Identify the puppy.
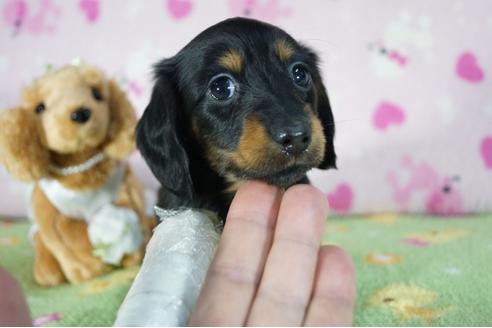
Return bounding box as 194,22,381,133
137,17,336,219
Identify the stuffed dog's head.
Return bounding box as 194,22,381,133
0,64,136,181
22,65,113,153
137,18,336,202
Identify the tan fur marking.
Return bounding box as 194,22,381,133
191,118,200,138
218,50,243,73
275,39,295,62
307,105,327,163
230,116,275,169
224,174,245,194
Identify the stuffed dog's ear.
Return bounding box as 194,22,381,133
104,79,137,159
314,78,337,169
0,107,50,181
136,60,193,202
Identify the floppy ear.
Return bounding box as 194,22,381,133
136,60,194,202
104,79,137,159
0,107,50,181
314,78,337,169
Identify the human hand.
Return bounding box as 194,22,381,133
189,181,356,326
0,267,31,326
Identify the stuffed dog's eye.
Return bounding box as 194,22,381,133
35,102,45,114
91,87,103,101
209,75,236,101
291,63,311,88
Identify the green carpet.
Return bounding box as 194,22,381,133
1,214,491,326
323,214,492,326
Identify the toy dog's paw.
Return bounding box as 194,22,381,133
33,233,66,286
33,258,65,287
78,255,110,275
121,250,144,267
63,260,107,284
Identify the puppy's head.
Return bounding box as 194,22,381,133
137,18,336,201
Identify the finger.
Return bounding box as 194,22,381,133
303,245,356,327
247,184,328,326
0,267,31,326
189,181,281,326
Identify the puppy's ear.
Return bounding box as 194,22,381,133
136,60,194,201
104,79,137,159
0,107,50,181
314,78,337,169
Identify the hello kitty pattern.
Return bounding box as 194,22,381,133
228,0,292,22
456,52,485,83
387,156,464,216
2,0,60,36
373,101,406,131
79,0,99,23
481,137,492,170
0,1,491,216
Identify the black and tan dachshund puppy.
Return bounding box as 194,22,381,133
137,17,336,219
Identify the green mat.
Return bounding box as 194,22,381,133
1,215,491,326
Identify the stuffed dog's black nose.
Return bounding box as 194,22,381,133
71,107,91,123
274,126,311,156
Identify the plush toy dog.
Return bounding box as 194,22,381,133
0,64,151,286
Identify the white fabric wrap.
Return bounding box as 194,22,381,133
32,163,143,265
114,208,221,327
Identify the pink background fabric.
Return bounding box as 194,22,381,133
1,0,491,217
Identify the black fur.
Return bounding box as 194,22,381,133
137,17,336,219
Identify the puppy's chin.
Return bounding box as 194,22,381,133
254,164,312,188
208,138,325,189
228,164,313,189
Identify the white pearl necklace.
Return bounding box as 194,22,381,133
49,153,106,176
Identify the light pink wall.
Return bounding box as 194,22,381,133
1,0,491,217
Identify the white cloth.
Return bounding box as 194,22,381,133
30,163,143,265
114,208,221,326
88,204,142,265
38,163,126,219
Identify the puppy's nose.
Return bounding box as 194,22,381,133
274,126,311,156
71,107,91,123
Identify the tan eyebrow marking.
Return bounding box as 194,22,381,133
217,49,243,73
275,39,295,62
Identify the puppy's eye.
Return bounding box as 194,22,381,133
291,63,311,88
209,75,236,101
35,102,45,114
91,87,103,101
